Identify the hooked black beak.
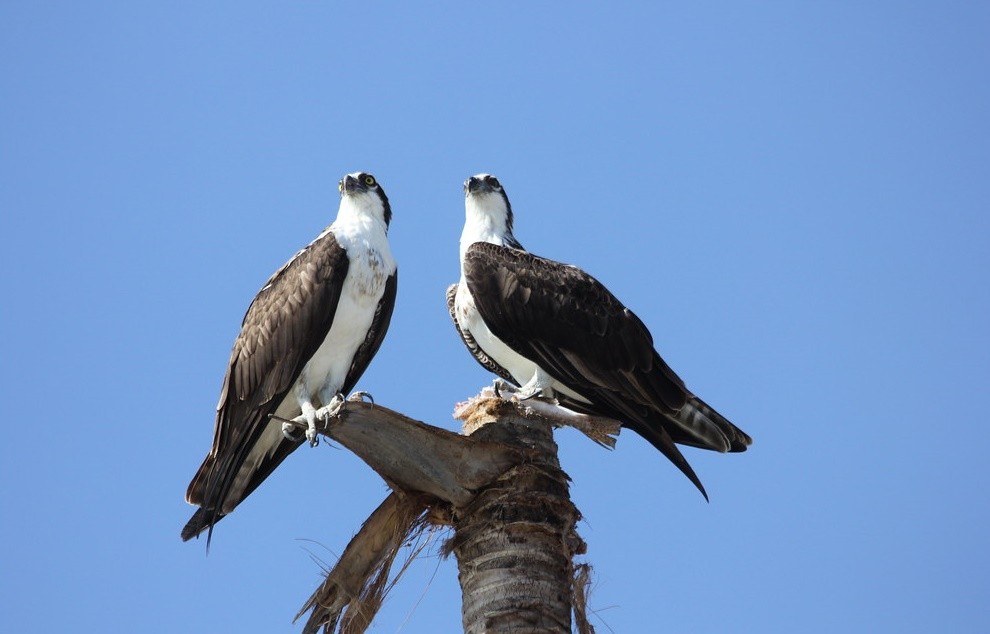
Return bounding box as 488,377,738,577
341,174,366,194
465,175,499,195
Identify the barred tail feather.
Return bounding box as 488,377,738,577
669,395,752,453
181,507,224,542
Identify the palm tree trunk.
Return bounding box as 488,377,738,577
450,402,583,634
295,393,609,633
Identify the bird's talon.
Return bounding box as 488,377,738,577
514,387,544,402
330,392,346,416
315,394,346,423
281,422,303,441
348,390,374,405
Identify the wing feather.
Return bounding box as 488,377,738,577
463,242,750,474
464,243,687,412
184,232,350,540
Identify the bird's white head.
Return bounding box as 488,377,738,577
337,172,392,232
461,174,520,262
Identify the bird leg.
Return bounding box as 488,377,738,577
283,382,326,447
282,382,318,442
514,368,557,402
287,401,321,446
279,418,305,442
306,391,349,446
315,392,346,419
269,391,384,445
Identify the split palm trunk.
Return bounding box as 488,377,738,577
295,393,609,633
449,402,584,634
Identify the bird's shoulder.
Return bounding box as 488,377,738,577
236,231,346,341
216,230,349,409
464,241,632,324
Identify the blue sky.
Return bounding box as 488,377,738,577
2,2,988,632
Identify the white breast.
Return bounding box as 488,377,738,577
278,215,395,416
455,280,539,385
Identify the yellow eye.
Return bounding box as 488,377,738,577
338,180,344,193
364,175,376,186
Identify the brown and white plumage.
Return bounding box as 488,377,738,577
449,174,750,499
183,172,397,542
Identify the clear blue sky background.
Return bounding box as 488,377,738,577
2,2,988,632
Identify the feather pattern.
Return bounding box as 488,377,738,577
184,233,349,539
446,283,516,384
461,242,751,499
183,172,397,542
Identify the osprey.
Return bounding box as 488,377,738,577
183,172,397,542
448,174,750,499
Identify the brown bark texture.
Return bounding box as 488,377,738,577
292,393,609,634
447,399,584,634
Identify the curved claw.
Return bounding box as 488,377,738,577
305,427,320,448
281,422,304,442
310,393,346,437
347,390,375,405
514,387,545,402
513,370,556,403
326,392,346,417
513,385,559,404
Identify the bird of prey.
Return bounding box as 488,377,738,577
448,174,750,499
183,172,397,542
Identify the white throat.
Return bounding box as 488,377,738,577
312,192,395,275
460,193,512,275
333,193,387,236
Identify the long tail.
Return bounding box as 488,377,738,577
181,507,224,542
624,418,710,501
182,421,303,544
182,453,227,544
667,395,752,453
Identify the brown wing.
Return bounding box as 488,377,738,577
183,232,349,541
463,243,687,414
464,242,751,498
